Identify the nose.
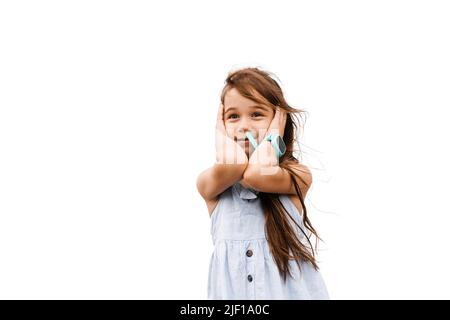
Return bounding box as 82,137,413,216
237,117,250,134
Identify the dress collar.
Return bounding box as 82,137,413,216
233,182,260,200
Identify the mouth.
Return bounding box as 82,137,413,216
234,137,249,145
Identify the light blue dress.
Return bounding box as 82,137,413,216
207,182,329,299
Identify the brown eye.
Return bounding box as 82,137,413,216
252,112,263,117
228,114,239,119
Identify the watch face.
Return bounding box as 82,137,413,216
276,136,287,154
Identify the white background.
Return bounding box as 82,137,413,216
1,1,449,299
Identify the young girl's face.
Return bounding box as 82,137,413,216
223,88,275,157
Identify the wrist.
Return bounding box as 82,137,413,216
263,133,286,158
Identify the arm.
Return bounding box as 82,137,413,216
240,108,312,196
197,161,248,201
241,152,312,196
196,102,249,201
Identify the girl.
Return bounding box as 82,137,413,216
196,67,329,299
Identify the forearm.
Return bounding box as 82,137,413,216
214,138,249,182
211,161,248,185
197,155,248,201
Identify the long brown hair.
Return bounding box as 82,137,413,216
220,67,322,282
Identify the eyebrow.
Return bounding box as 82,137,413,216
225,105,270,114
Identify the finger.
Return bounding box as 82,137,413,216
274,106,280,117
275,107,282,122
271,108,279,124
269,107,280,133
277,108,285,134
216,103,226,131
280,109,285,124
216,102,224,122
280,110,287,137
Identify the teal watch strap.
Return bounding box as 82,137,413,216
264,133,286,158
245,131,259,149
244,131,286,158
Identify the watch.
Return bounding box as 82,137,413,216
264,133,286,158
245,131,259,149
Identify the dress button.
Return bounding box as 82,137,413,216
246,249,253,257
247,274,253,282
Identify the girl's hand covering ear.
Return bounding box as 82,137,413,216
215,102,248,165
215,102,226,134
265,106,287,139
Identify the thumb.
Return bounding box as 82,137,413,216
268,107,280,134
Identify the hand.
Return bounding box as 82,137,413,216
215,102,248,164
263,106,287,140
247,106,285,175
